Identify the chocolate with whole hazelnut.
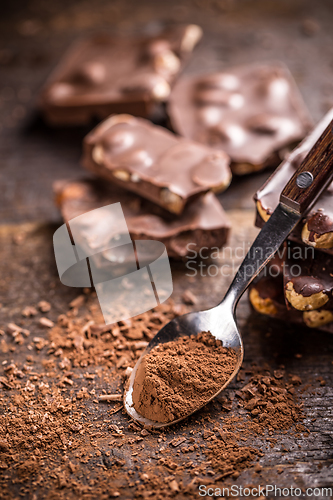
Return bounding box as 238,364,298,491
168,63,312,175
82,114,231,214
39,25,202,125
283,242,333,312
249,246,333,332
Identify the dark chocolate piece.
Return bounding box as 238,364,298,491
249,258,333,332
283,242,333,311
39,25,202,125
168,63,312,174
255,108,333,254
82,115,231,214
54,178,231,259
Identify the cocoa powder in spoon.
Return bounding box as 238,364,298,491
132,331,238,423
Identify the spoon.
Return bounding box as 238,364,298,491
124,119,333,428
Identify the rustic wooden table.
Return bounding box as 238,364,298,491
0,1,332,498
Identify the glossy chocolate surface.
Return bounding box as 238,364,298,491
249,258,333,333
284,242,333,304
168,63,312,172
82,115,231,214
54,178,231,259
40,25,202,125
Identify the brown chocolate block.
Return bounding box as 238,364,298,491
39,25,202,125
54,178,231,259
255,108,333,254
249,257,333,333
168,63,312,175
82,114,231,214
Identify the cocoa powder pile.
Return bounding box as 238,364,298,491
132,332,238,423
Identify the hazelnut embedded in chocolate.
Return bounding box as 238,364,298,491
39,25,202,125
303,309,333,328
249,287,278,316
285,281,329,311
302,212,333,250
168,63,312,174
283,242,333,312
82,115,231,215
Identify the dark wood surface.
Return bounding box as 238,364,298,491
1,1,333,498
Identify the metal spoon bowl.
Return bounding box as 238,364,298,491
124,306,242,428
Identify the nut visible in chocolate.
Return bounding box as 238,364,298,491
132,331,238,423
285,281,329,311
249,287,278,316
54,178,231,259
303,309,333,328
82,114,231,214
168,63,312,174
249,249,333,333
302,213,333,249
39,25,202,125
283,242,333,312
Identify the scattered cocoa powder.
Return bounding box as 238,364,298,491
132,332,238,423
0,288,318,499
200,365,305,478
235,369,303,432
205,431,259,479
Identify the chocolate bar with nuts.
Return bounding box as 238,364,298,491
54,178,231,259
39,25,202,125
168,63,312,175
283,242,333,313
249,256,333,333
255,108,333,254
82,114,231,214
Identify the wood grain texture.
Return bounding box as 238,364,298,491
280,120,333,214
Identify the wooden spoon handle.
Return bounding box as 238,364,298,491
280,119,333,215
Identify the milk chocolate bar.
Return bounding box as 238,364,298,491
249,258,333,333
283,242,333,312
82,115,231,214
39,25,202,125
54,178,231,259
168,63,312,175
255,108,333,254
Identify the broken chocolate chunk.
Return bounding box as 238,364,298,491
168,63,312,174
249,248,333,332
39,25,202,125
82,114,231,214
283,242,333,312
54,178,230,259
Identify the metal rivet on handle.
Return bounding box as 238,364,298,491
296,171,314,189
